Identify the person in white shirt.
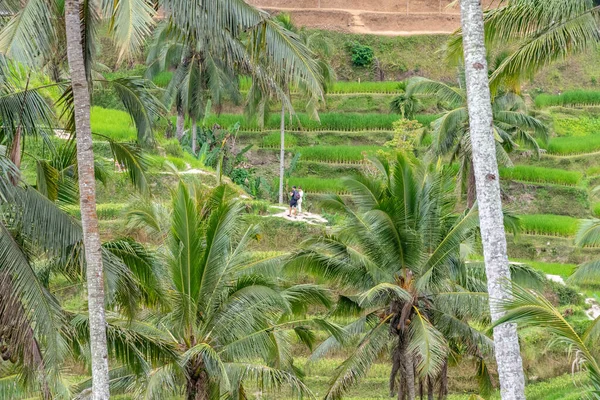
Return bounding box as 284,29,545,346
297,187,304,214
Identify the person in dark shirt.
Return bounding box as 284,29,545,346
288,186,300,218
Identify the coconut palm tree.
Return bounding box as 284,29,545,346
494,284,600,397
402,77,547,208
123,182,340,400
1,1,169,394
0,150,175,398
285,155,542,400
448,0,600,92
247,12,332,204
458,0,527,398
565,219,600,286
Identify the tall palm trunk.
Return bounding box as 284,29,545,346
459,1,526,399
191,118,197,155
8,127,21,184
64,0,110,398
185,359,209,400
467,159,476,208
278,104,285,204
176,106,185,140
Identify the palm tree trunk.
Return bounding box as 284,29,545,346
427,377,433,400
278,104,285,205
467,159,476,208
176,107,185,140
64,0,110,398
191,118,197,155
8,127,21,184
459,1,526,399
186,360,209,400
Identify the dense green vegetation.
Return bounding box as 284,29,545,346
3,3,600,399
536,90,600,108
518,214,581,237
500,166,583,186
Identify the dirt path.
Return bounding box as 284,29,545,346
268,206,328,225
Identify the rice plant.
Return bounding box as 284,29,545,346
239,77,403,94
296,145,385,164
511,259,575,278
499,166,582,186
63,203,127,220
283,177,347,194
546,135,600,155
90,106,137,141
518,214,580,237
535,90,600,108
202,112,436,132
152,71,173,88
261,133,298,148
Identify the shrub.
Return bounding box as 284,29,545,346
296,145,385,163
163,139,184,157
535,90,600,108
261,132,298,148
349,42,374,67
230,168,249,186
518,214,580,237
547,281,582,306
499,165,582,186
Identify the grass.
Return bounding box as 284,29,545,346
285,177,347,194
552,116,600,137
151,71,173,88
594,203,600,217
239,76,402,94
536,90,600,107
203,112,435,132
297,145,385,163
511,259,576,278
545,135,600,155
518,214,581,237
261,132,298,148
90,106,137,141
499,166,583,186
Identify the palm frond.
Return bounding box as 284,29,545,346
408,308,448,379
324,316,391,400
100,0,156,63
101,77,165,145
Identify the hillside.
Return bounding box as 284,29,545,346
246,0,497,35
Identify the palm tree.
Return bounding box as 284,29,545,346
284,155,542,400
448,0,600,92
566,219,600,285
124,182,340,400
63,0,112,395
458,0,527,398
402,77,547,208
0,150,175,397
249,12,332,204
494,284,600,397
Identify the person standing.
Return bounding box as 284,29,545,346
288,186,299,218
297,187,304,214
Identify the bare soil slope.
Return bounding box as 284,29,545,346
247,0,496,35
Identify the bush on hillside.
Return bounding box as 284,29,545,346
348,42,374,67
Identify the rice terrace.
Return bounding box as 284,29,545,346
1,0,600,399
